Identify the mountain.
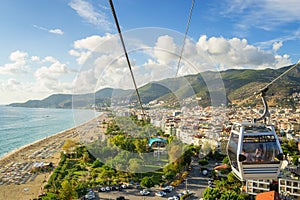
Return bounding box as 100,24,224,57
8,94,73,108
8,65,300,108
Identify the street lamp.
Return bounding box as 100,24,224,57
185,178,188,191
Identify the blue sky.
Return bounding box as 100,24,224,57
0,0,300,104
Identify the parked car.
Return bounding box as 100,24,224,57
178,192,184,197
140,189,150,196
116,196,125,200
183,190,191,195
98,187,106,192
135,183,142,189
155,191,166,197
111,185,119,191
164,185,174,192
85,191,95,200
168,196,179,200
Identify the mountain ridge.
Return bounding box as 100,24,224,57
8,65,300,108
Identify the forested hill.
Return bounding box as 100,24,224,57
8,65,300,108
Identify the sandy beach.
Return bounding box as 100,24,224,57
0,112,109,200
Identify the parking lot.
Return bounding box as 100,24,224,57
87,160,212,200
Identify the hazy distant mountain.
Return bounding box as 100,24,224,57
8,94,73,108
8,65,300,108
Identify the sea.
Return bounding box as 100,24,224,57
0,105,98,158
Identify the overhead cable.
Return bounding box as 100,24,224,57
109,0,145,118
175,0,195,77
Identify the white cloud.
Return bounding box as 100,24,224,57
193,35,291,69
0,51,75,104
31,56,40,62
153,35,178,65
33,25,64,35
222,0,300,30
272,41,283,52
5,79,21,91
73,34,119,53
255,29,300,51
33,59,74,93
207,37,230,55
70,34,121,65
35,57,69,80
0,50,29,74
73,69,98,93
69,31,292,93
70,50,91,65
49,29,64,35
69,0,112,31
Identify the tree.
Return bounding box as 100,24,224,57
200,139,218,158
220,190,239,200
182,146,193,165
59,180,76,200
41,192,57,200
128,158,143,173
61,139,77,154
215,179,229,191
92,159,102,168
222,156,230,165
75,182,88,198
292,155,300,166
168,145,182,163
164,170,176,181
141,176,154,188
227,172,238,183
99,167,116,184
133,138,148,153
198,159,208,166
81,151,91,163
203,187,221,200
51,180,61,194
237,193,250,200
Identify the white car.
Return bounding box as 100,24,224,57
140,189,150,196
155,191,166,197
168,196,179,200
183,190,191,195
85,191,95,200
164,185,174,191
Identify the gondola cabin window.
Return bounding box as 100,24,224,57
241,135,280,164
243,125,271,133
228,132,239,171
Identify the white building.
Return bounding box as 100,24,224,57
246,179,271,195
279,178,300,200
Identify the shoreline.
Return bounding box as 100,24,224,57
0,109,102,165
0,126,77,167
0,111,109,200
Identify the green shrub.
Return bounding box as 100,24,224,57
141,176,154,188
198,159,208,165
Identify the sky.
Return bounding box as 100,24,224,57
0,0,300,104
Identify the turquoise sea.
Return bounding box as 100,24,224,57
0,106,97,158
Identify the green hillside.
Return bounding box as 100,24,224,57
8,64,300,108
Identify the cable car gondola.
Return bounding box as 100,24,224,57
227,88,283,181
